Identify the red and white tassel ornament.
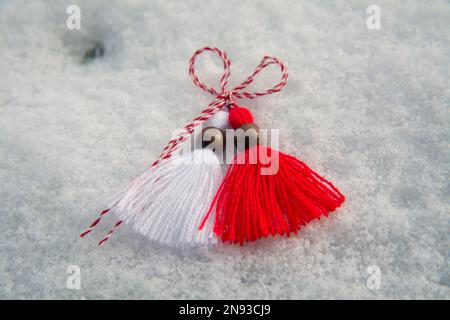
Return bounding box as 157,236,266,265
80,46,345,247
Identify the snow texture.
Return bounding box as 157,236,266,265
0,0,449,299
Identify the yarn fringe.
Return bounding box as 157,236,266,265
200,145,345,245
108,149,224,247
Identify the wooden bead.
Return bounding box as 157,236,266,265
201,126,226,150
234,123,260,149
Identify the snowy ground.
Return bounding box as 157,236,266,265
0,0,449,299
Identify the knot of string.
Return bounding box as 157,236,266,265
81,46,288,245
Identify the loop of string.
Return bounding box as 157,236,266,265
190,46,288,99
81,46,288,245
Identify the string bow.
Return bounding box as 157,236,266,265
153,46,288,166
81,46,288,245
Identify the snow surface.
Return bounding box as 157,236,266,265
0,0,449,299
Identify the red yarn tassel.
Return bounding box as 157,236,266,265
197,105,345,244
200,145,345,244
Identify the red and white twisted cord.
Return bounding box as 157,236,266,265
80,46,288,245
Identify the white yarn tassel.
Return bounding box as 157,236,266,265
107,149,223,247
